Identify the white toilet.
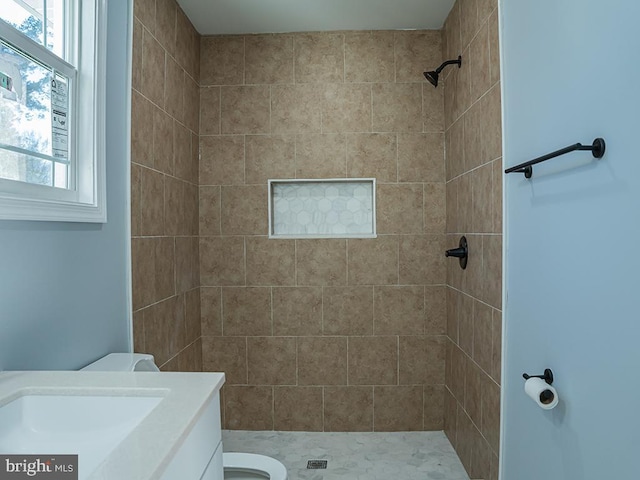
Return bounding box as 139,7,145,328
81,353,288,480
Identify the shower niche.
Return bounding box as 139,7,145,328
268,178,376,239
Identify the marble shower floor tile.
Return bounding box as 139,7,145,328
222,430,470,480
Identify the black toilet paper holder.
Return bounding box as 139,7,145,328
523,368,554,385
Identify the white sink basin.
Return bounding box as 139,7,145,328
0,393,163,479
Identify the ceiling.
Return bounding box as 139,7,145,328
176,0,456,35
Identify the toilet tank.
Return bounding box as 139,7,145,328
81,353,160,372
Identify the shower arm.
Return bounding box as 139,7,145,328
435,58,462,74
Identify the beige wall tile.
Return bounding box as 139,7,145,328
446,288,459,343
200,135,244,186
273,287,322,336
274,387,323,431
322,286,373,335
491,158,503,233
460,0,479,50
224,386,273,430
346,133,397,182
175,236,199,293
295,134,346,178
424,385,445,430
324,386,373,431
473,300,493,374
155,0,176,55
398,235,446,285
185,288,201,342
469,23,491,104
425,286,446,335
446,117,464,180
296,239,347,286
155,237,176,300
372,83,422,133
248,337,296,384
200,36,244,86
424,183,446,234
395,31,442,83
174,121,193,183
345,32,394,83
220,185,268,235
374,286,424,335
133,310,145,352
458,292,474,356
482,83,502,163
444,387,458,443
377,184,424,234
298,337,348,386
176,7,199,79
202,336,247,384
246,35,294,84
140,167,164,236
184,76,200,133
143,296,185,366
482,234,502,309
222,287,271,336
398,133,445,183
199,186,221,235
294,33,344,84
449,343,467,403
348,336,397,385
134,0,155,33
200,87,221,135
445,181,458,235
399,336,446,384
164,56,184,121
423,83,445,132
348,237,398,285
481,375,500,453
132,238,154,310
221,86,270,134
246,237,295,286
131,165,141,236
200,236,245,286
131,91,154,168
465,100,484,171
153,106,174,175
322,84,372,133
374,386,423,431
464,359,483,426
201,287,222,336
141,31,165,107
271,84,322,134
489,11,500,87
471,163,493,233
164,176,185,235
245,135,295,184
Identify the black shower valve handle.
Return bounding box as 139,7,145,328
445,236,468,270
445,247,467,258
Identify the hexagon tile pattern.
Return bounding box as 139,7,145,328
271,181,374,236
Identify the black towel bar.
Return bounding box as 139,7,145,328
505,138,605,178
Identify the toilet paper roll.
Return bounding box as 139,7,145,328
524,377,559,410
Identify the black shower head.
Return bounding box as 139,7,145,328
423,55,462,88
423,70,439,87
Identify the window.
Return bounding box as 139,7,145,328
0,1,107,222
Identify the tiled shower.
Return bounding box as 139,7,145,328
130,0,501,478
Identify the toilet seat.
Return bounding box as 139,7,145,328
223,453,287,480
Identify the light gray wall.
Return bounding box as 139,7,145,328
501,0,640,477
0,0,133,370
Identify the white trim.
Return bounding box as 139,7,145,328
0,0,107,223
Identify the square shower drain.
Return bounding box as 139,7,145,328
306,460,328,469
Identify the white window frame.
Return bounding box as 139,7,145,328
0,0,107,222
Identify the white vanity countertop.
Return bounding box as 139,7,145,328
0,371,225,480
